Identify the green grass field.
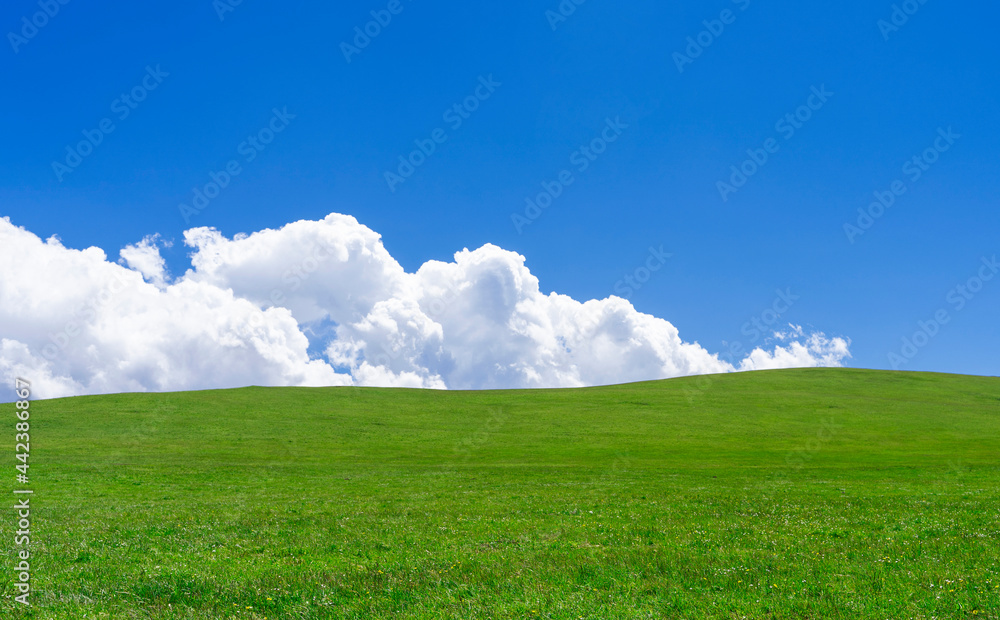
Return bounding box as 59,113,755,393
2,368,999,619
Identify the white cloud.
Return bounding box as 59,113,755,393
0,339,82,399
119,234,171,288
0,214,851,398
0,217,348,399
183,214,407,325
738,331,852,371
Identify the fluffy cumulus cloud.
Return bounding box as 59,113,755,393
0,217,346,399
0,214,850,398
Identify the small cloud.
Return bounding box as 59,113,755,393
119,234,173,288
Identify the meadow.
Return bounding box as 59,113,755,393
2,367,999,619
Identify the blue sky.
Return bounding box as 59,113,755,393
2,0,998,381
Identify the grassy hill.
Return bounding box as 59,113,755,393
3,368,999,618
